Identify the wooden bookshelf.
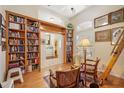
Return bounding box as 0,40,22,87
66,28,73,63
6,11,40,73
6,10,67,73
6,12,26,72
26,18,40,69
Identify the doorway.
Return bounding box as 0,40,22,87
40,31,64,68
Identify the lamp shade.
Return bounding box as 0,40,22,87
79,38,90,47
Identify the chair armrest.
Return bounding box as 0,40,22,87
49,69,56,80
82,63,96,66
86,59,95,62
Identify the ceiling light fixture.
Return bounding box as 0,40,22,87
71,7,76,14
49,17,54,22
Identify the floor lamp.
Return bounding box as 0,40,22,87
79,38,90,87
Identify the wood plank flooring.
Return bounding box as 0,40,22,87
15,63,124,88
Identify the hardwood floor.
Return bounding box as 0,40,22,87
15,63,124,88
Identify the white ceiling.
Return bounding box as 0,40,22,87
42,5,91,19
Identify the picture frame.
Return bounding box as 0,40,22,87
110,9,124,24
111,27,124,45
0,13,6,39
1,27,6,38
0,13,5,27
46,34,50,45
95,29,111,42
1,41,6,51
94,14,109,28
41,39,46,45
0,28,1,45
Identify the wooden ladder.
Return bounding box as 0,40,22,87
100,30,124,85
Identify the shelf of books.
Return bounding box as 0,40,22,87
7,12,26,73
27,19,40,70
6,11,40,73
66,28,73,63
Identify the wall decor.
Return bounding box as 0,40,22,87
2,41,6,51
46,34,50,45
0,28,1,45
111,27,124,45
1,27,6,38
0,13,5,26
41,39,46,45
0,13,6,39
94,14,109,28
110,9,123,24
95,29,111,42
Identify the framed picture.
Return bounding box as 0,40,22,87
110,9,123,24
0,13,5,26
0,28,1,45
41,39,46,45
46,34,50,45
94,14,109,28
1,41,6,51
95,29,111,42
111,27,124,45
1,27,6,38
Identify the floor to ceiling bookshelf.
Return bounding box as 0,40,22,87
6,11,40,73
6,10,67,74
66,28,73,63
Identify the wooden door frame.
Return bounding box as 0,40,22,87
39,23,66,66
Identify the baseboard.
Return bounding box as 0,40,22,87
98,69,124,79
110,72,124,79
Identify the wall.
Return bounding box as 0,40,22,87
71,5,124,78
0,6,6,82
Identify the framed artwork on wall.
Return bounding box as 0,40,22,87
95,29,111,42
111,27,124,45
94,14,109,28
1,41,6,51
110,9,124,24
46,34,50,45
0,13,6,45
0,28,1,45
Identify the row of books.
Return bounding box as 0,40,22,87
9,31,24,37
27,40,39,45
9,39,25,45
27,33,38,38
9,15,24,24
67,30,73,34
66,42,73,45
67,33,72,37
9,46,24,52
10,54,24,61
27,53,38,59
9,61,25,69
66,57,72,63
66,46,72,51
9,62,20,69
27,26,39,32
9,23,25,30
67,38,72,42
27,46,38,52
